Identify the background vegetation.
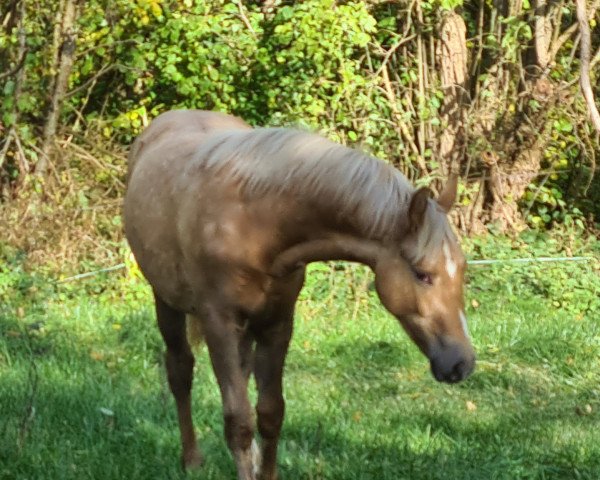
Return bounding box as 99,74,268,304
0,0,599,272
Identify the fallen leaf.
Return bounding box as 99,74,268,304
90,350,104,361
466,401,477,412
471,299,480,308
576,404,592,416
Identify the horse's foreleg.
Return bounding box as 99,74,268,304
203,305,256,480
154,294,203,470
254,317,293,480
239,326,255,386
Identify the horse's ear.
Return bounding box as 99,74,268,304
409,187,432,232
437,174,458,213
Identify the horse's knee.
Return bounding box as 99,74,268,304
256,396,285,440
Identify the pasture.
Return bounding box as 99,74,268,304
1,233,599,480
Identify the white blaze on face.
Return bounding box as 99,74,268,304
442,240,457,279
459,310,470,338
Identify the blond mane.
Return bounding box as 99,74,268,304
190,127,454,253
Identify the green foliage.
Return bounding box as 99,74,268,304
465,231,600,317
499,15,533,62
522,106,589,229
0,245,49,309
254,1,376,129
438,0,464,11
72,0,388,147
1,0,599,232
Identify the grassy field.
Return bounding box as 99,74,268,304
1,233,599,480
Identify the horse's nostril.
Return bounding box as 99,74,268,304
450,360,466,382
430,345,475,384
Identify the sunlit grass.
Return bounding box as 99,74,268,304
1,237,599,479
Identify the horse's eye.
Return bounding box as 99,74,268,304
414,270,433,285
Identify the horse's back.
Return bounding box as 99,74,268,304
127,110,250,182
126,109,251,218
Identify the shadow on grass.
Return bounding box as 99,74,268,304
277,405,600,480
0,342,235,479
3,376,597,480
286,338,417,373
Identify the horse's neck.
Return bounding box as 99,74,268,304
222,129,414,242
271,234,384,276
271,190,412,275
307,187,411,244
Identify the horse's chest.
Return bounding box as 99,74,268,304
227,265,286,316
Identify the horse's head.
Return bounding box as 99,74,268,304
374,176,475,383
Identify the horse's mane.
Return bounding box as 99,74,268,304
192,127,454,255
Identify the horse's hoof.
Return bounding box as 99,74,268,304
257,468,278,480
182,450,204,470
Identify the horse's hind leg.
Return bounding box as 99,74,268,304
154,293,203,469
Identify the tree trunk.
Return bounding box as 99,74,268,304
436,11,468,175
37,0,80,176
534,0,552,69
0,0,27,185
576,0,600,134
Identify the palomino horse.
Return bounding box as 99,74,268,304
124,110,475,479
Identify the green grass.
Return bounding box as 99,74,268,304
1,234,599,479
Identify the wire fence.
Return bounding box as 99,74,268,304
55,256,597,284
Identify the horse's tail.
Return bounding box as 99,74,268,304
186,314,205,349
126,136,145,186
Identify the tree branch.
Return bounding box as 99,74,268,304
0,128,14,170
65,63,116,98
380,66,427,173
38,0,82,176
0,47,28,80
576,0,600,133
235,0,256,38
534,0,551,69
549,0,599,64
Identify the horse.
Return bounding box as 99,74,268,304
124,110,475,480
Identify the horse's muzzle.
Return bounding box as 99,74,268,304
429,340,476,384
